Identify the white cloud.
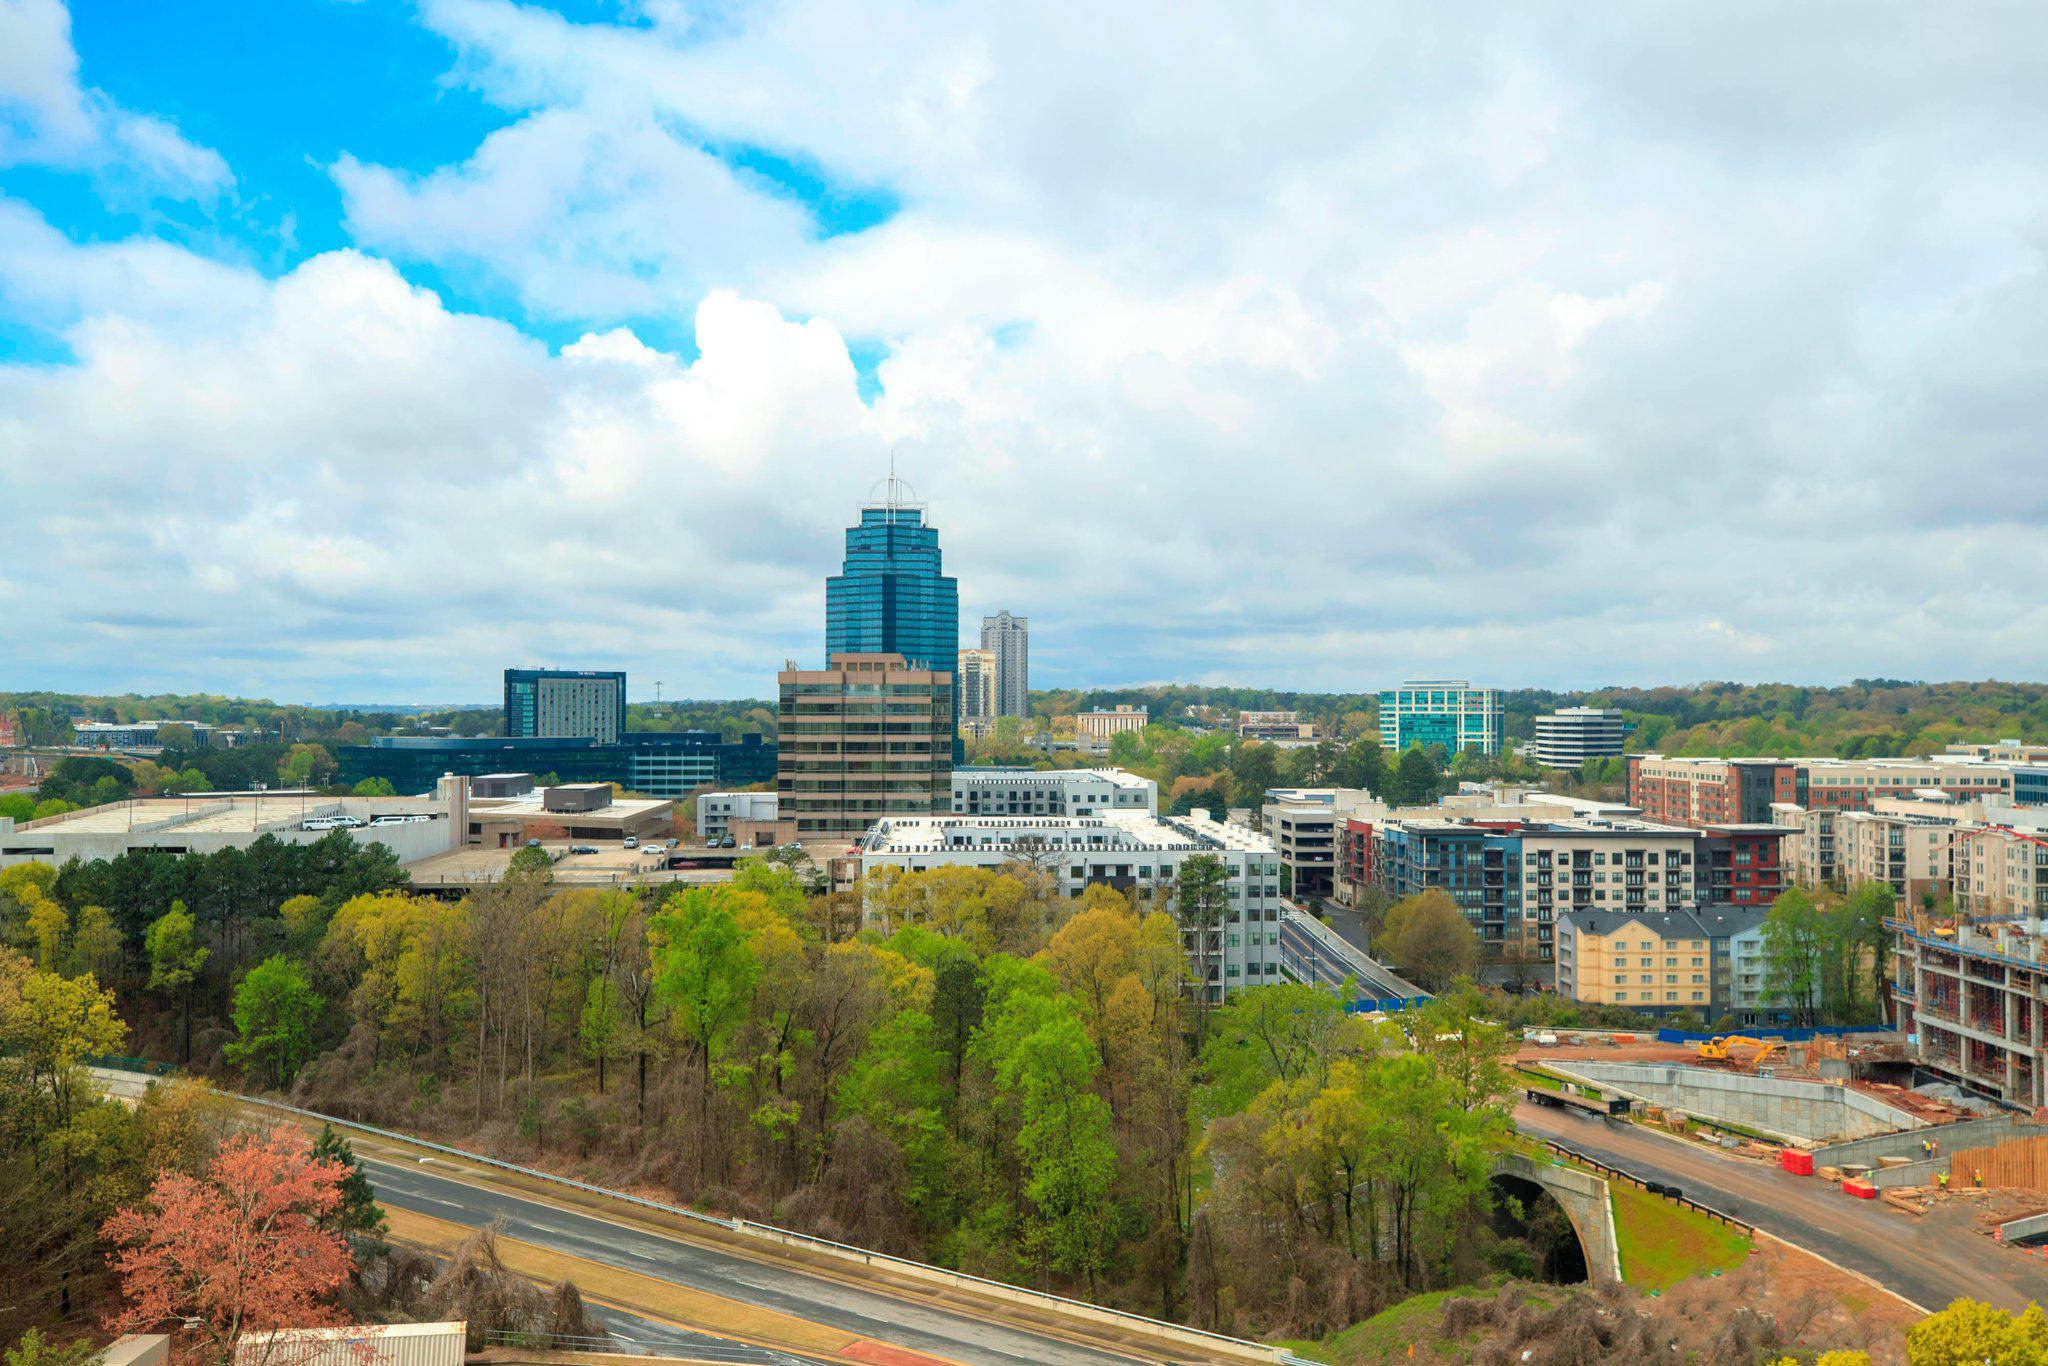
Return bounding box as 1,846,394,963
0,0,230,197
11,3,2048,696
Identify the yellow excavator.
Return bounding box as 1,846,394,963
1696,1035,1781,1071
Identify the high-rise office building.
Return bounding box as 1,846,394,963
956,647,998,727
504,669,627,744
1531,707,1628,768
1377,679,1502,756
776,653,954,841
980,611,1029,718
825,476,959,677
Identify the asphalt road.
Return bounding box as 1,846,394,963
1516,1102,2047,1313
1276,907,1417,1000
364,1157,1152,1366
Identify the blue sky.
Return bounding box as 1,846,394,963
4,1,2048,703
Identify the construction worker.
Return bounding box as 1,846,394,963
1937,1171,1949,1189
1922,1139,1934,1158
1975,1169,1984,1187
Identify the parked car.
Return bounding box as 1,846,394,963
718,836,736,848
569,845,599,855
623,835,638,847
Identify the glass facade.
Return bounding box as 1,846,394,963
503,669,627,744
825,506,959,678
1376,680,1503,756
338,732,774,797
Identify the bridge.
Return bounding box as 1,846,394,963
1492,1150,1622,1285
1276,907,1427,1007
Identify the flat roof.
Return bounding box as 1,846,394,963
862,810,1273,856
6,794,440,836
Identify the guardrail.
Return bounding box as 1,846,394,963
225,1091,1286,1363
1531,1135,1757,1237
477,1330,783,1364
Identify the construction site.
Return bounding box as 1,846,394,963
1521,1026,2048,1278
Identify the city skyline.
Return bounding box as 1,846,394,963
5,4,2048,701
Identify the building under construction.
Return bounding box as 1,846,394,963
1892,913,2048,1110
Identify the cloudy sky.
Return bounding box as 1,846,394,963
2,1,2045,704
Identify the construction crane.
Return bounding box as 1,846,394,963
1696,1035,1781,1071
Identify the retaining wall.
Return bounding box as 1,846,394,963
1813,1113,2036,1170
1550,1062,1920,1143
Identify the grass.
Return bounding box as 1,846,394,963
1608,1180,1752,1291
1278,1283,1566,1365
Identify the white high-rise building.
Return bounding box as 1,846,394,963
1531,707,1628,768
981,612,1029,718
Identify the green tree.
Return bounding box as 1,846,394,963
1387,745,1444,805
1174,854,1231,1036
146,902,210,1063
653,888,762,1186
226,955,324,1087
309,1123,387,1244
580,976,625,1094
507,843,555,880
1383,889,1479,992
1841,880,1897,1024
1762,888,1827,1027
1904,1298,2048,1365
350,777,396,797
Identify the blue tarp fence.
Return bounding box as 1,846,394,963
1346,996,1432,1014
1653,1024,1898,1044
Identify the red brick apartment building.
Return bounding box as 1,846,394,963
1629,754,2014,824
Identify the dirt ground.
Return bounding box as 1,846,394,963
1717,1237,1922,1364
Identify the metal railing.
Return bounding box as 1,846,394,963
1532,1135,1757,1236
223,1091,1286,1363
477,1330,798,1364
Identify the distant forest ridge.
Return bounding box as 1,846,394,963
8,679,2048,760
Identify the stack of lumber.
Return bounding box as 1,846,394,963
1949,1134,2048,1190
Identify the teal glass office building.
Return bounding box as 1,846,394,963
1378,679,1503,756
825,502,959,676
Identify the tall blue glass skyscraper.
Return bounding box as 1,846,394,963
824,479,959,677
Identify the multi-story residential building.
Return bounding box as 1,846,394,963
696,791,779,843
1378,680,1503,756
1075,705,1149,751
1530,707,1627,769
1892,914,2048,1109
1630,754,2015,825
776,653,953,842
1952,824,2048,918
1627,756,1792,825
1375,816,1785,965
952,766,1157,817
825,477,959,690
858,809,1283,999
338,731,774,797
1327,785,1640,907
1238,711,1318,742
1835,809,1957,905
1771,801,1839,889
956,648,998,728
1555,905,1773,1021
504,668,627,744
1945,740,2048,765
980,612,1029,719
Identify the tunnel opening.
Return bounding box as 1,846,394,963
1487,1173,1589,1284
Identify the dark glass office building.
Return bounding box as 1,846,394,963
824,486,959,679
337,732,774,798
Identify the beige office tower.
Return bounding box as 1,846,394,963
956,647,998,728
776,653,954,842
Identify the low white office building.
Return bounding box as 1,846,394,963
696,790,779,841
859,809,1281,998
951,766,1158,817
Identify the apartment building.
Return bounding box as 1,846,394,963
956,648,998,727
858,809,1283,999
1378,680,1503,756
1629,754,2016,826
952,766,1158,817
775,653,953,842
1530,707,1628,769
1263,800,1340,899
980,612,1029,719
1772,802,1839,888
1375,816,1785,965
1328,785,1641,907
1952,825,2048,918
1835,808,1957,905
1555,904,1773,1020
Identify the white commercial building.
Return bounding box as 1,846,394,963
1530,707,1628,769
0,779,470,868
859,809,1283,998
696,790,780,841
951,766,1158,818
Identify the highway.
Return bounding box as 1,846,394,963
363,1154,1162,1366
1516,1102,2046,1313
